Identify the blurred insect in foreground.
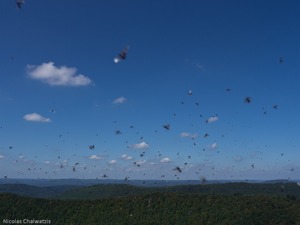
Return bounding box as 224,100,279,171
163,124,170,130
16,0,24,9
279,57,284,64
174,166,182,173
244,97,251,103
114,46,129,63
115,130,122,135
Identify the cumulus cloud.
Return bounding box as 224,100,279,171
121,154,133,160
180,132,190,137
113,96,127,104
206,116,218,123
89,155,103,160
160,157,171,163
23,113,51,123
109,159,117,164
0,155,5,159
180,132,198,138
131,141,149,149
27,62,91,86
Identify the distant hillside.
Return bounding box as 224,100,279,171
1,192,299,225
1,178,299,187
1,182,299,200
263,179,292,183
57,183,152,199
0,184,76,198
0,178,225,187
57,182,300,200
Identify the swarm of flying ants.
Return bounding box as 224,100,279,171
6,1,288,183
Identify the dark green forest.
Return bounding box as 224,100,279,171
57,182,300,200
1,183,300,224
1,191,300,225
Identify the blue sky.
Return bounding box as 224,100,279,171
0,0,299,180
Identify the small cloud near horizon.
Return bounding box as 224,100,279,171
89,155,103,160
121,154,133,160
180,132,198,138
109,159,117,164
160,157,171,163
131,141,149,150
180,132,190,137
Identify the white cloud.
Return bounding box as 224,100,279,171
160,157,171,163
44,161,50,164
0,155,5,159
113,96,127,104
27,62,91,86
180,132,190,137
89,155,103,160
121,154,133,160
131,141,149,149
206,116,218,123
109,159,117,164
24,113,51,123
135,160,146,165
180,132,198,138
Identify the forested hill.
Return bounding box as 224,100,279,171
58,182,300,200
1,192,299,225
0,184,77,198
1,182,299,200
